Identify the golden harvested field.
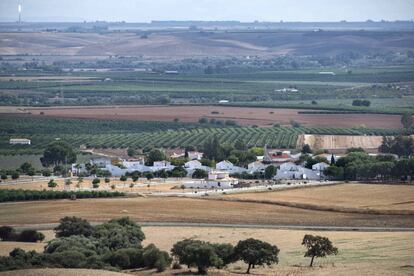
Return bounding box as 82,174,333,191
226,184,414,213
0,195,413,228
300,134,385,151
1,228,413,275
13,105,403,128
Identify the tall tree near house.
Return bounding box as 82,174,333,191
264,165,277,179
41,141,76,167
302,235,338,267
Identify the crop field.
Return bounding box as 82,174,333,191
226,184,414,213
20,106,406,128
0,114,411,154
0,194,413,228
1,228,413,275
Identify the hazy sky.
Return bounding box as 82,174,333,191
0,0,413,22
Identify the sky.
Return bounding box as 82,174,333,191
0,0,413,22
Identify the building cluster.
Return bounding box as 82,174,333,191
71,146,337,189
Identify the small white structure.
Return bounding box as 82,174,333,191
9,138,31,145
275,162,322,180
319,72,336,76
219,100,229,104
247,161,268,174
184,170,238,189
312,162,329,172
185,160,203,170
275,88,299,93
188,151,204,160
71,164,87,175
216,160,246,174
151,161,175,172
90,157,112,168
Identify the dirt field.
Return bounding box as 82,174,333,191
226,184,414,213
15,105,403,128
300,134,385,151
1,227,413,275
0,194,413,228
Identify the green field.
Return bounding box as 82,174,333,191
1,66,413,114
0,115,411,155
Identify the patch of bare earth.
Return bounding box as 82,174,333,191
22,105,403,128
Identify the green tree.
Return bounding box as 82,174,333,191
55,216,94,238
146,149,166,166
401,113,413,129
11,171,19,180
301,144,313,154
234,239,280,274
48,179,58,188
40,141,76,167
171,167,187,178
302,234,338,267
171,240,222,274
234,238,279,274
127,148,136,157
192,169,208,179
264,165,277,179
324,166,344,180
20,162,34,174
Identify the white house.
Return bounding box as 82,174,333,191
123,159,150,173
216,160,246,174
188,151,204,160
312,162,329,172
90,157,112,168
275,163,322,180
71,164,87,175
151,161,175,172
104,164,128,177
185,160,203,170
184,170,238,189
9,138,31,145
247,161,268,174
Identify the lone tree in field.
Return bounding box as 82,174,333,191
302,234,338,267
234,238,279,274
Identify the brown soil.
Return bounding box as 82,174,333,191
0,196,413,228
20,105,403,128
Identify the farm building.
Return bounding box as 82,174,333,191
90,157,113,168
216,160,246,174
247,161,268,174
188,151,204,160
184,170,238,189
275,162,323,180
9,138,31,145
264,147,300,165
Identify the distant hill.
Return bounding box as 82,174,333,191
0,30,413,58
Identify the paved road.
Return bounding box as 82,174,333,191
12,222,414,232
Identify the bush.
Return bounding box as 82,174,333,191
0,226,16,241
11,172,19,180
18,230,45,243
55,216,94,238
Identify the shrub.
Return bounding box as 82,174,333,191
0,226,15,241
11,171,19,180
55,216,94,238
18,230,45,242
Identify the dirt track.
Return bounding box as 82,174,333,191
21,105,403,128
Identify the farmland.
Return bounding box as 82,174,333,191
1,228,413,275
0,184,414,228
19,105,406,128
0,114,411,155
226,184,414,213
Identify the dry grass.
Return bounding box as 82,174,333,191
0,178,183,194
301,134,385,151
226,184,414,213
0,195,413,228
1,227,413,275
